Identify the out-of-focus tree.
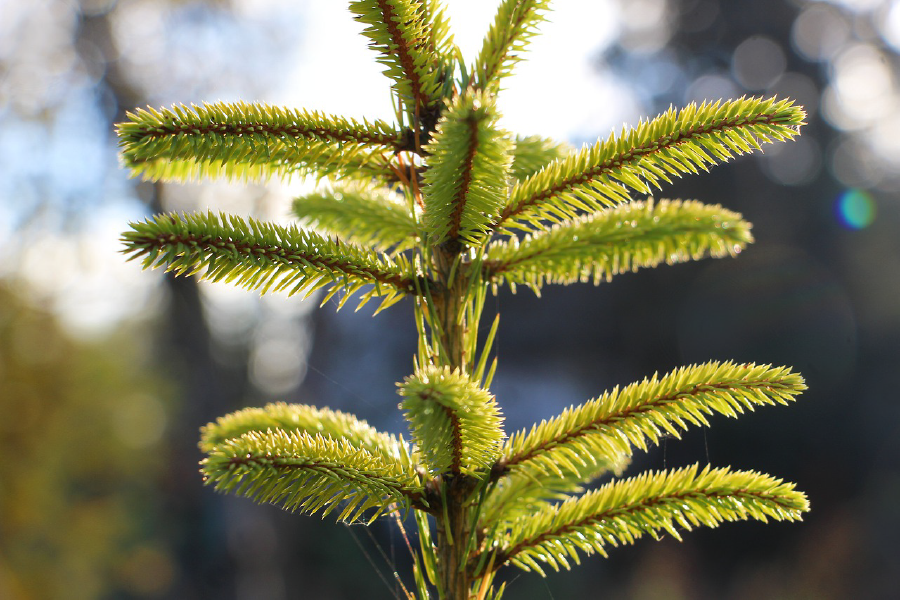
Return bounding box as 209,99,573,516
1,1,313,597
0,282,174,599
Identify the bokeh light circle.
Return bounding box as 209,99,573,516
836,189,876,229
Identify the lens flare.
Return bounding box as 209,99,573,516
836,189,876,229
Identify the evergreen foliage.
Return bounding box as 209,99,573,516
118,2,810,597
500,362,805,479
292,184,420,253
508,134,571,180
199,402,411,464
495,97,803,232
473,0,550,91
422,89,513,246
491,465,807,576
400,366,504,476
122,211,418,310
484,199,753,293
202,429,425,521
118,101,403,183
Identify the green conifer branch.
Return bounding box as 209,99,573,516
482,464,809,575
484,199,753,294
422,90,512,246
480,455,629,529
292,184,420,253
510,134,572,181
473,0,551,91
399,366,504,476
121,211,421,310
349,0,454,117
414,0,455,58
414,0,457,103
199,402,414,468
502,362,805,479
495,97,805,231
117,101,404,183
202,429,427,521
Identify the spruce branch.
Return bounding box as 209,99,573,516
117,101,403,183
399,366,504,476
495,97,805,231
485,464,809,575
502,362,805,479
292,184,420,253
200,402,414,468
414,0,455,58
480,455,629,529
413,0,457,101
510,134,572,182
202,430,427,521
349,0,454,116
473,0,551,91
121,211,421,310
484,199,752,293
422,90,513,246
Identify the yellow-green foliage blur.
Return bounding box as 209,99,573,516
0,283,175,599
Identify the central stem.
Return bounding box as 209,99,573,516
433,245,467,370
432,244,474,599
436,474,474,600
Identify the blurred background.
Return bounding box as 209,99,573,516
1,0,898,598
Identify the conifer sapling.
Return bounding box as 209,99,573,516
118,2,810,598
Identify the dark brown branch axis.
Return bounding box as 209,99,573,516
480,2,537,86
376,0,428,109
497,111,793,225
442,403,464,474
481,248,551,281
412,386,465,474
447,115,482,242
